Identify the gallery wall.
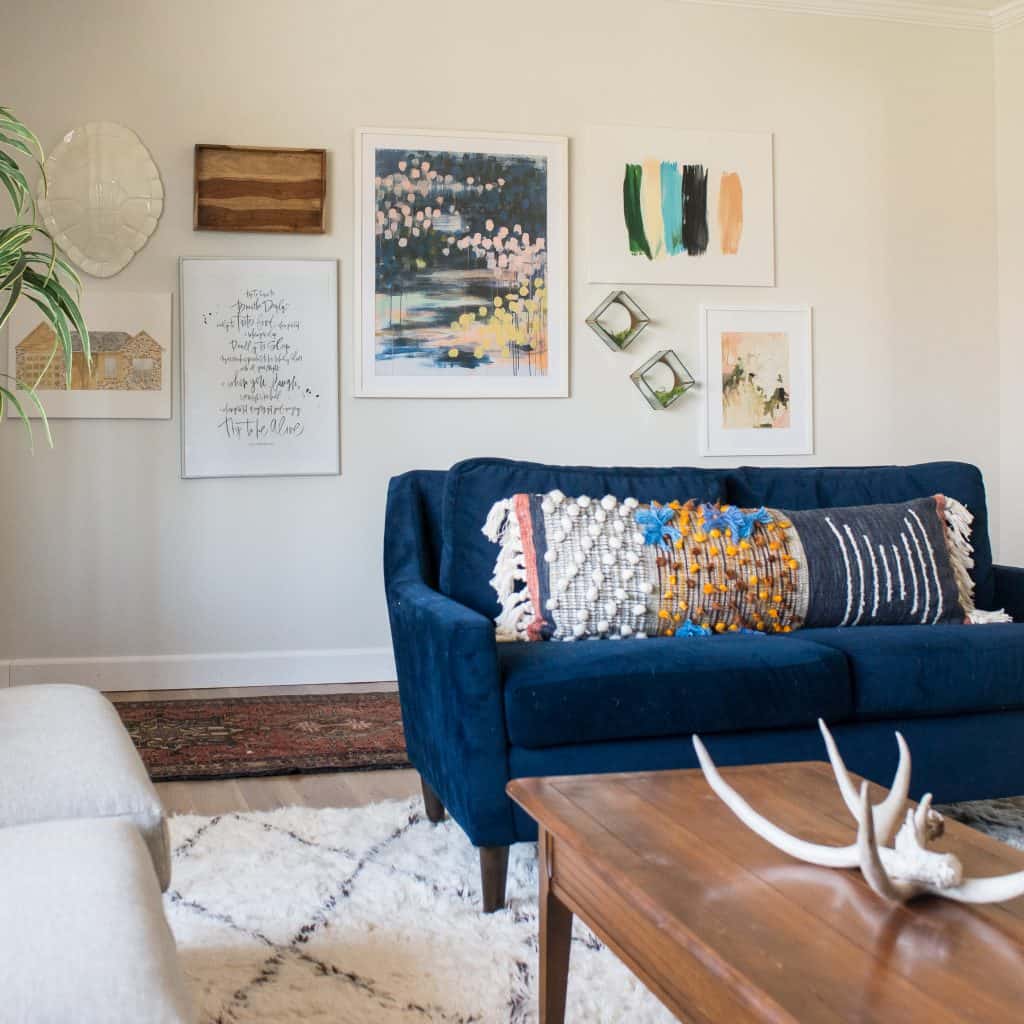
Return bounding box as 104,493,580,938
0,0,1002,686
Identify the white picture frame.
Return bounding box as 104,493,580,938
6,292,172,419
586,125,774,287
179,257,339,479
700,305,813,457
355,127,569,398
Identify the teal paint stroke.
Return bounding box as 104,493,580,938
660,161,684,256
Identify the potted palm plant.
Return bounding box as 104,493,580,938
1,106,88,447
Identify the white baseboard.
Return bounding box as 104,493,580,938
7,647,397,692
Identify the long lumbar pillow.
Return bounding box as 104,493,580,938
483,492,1010,641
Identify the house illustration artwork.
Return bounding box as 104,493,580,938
15,322,164,391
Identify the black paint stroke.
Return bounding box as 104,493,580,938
682,164,709,256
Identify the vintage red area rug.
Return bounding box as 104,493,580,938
115,692,409,782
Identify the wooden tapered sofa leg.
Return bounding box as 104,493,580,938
480,845,510,913
420,777,446,824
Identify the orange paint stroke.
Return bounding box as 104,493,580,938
718,172,744,255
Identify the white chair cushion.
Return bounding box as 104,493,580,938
0,684,170,888
0,817,193,1023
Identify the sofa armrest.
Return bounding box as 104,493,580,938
387,579,514,847
993,565,1024,621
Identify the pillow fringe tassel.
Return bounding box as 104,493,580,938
483,499,534,641
482,498,512,544
943,496,1012,623
943,496,977,610
968,608,1012,624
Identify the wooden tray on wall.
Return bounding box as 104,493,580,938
193,144,327,233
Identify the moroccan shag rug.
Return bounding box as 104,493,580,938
166,795,1024,1023
117,693,408,781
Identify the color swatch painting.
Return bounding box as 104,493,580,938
721,331,790,430
358,129,568,398
623,161,712,260
587,126,773,286
701,305,812,457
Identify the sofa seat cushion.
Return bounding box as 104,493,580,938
726,462,995,609
0,817,193,1023
0,684,171,890
441,457,730,617
499,635,852,749
800,624,1024,720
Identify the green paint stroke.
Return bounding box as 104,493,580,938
622,164,652,259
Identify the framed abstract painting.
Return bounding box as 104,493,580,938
356,127,568,398
586,125,774,286
700,305,813,457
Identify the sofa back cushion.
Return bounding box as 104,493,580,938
441,458,729,616
725,462,995,608
385,470,448,589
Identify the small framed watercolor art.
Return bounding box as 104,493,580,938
700,305,813,457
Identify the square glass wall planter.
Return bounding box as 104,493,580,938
631,350,696,410
585,290,650,351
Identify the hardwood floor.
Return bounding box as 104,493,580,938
108,681,396,703
108,683,420,816
156,767,421,816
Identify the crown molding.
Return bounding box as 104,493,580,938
675,0,1023,32
992,1,1024,29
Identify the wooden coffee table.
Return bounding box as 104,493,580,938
508,763,1024,1023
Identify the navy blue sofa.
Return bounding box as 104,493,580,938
384,457,1024,910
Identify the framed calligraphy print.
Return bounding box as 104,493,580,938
180,257,339,478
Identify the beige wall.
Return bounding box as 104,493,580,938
996,21,1024,564
0,0,1002,681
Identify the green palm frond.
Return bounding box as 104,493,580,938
0,106,87,448
0,373,52,451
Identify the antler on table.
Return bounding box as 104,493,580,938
817,719,909,845
692,733,861,868
854,782,924,902
693,723,1024,906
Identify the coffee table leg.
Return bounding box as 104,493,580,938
539,826,573,1024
